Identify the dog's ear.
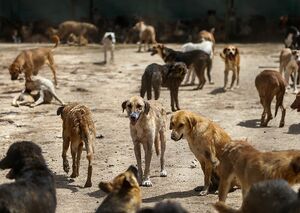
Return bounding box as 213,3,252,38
122,100,128,112
126,165,138,180
123,173,138,189
99,181,114,193
223,47,227,54
291,156,300,174
57,106,65,116
235,47,239,55
186,115,197,130
144,101,150,115
292,50,298,55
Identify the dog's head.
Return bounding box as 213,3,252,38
0,141,45,180
168,62,188,79
8,63,22,81
99,165,139,193
122,96,150,126
291,92,300,112
223,45,239,60
292,50,300,62
133,21,144,31
150,43,165,56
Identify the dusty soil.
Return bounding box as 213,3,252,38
0,42,299,213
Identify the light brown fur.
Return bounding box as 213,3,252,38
67,33,88,46
133,21,156,52
122,96,167,187
220,45,240,90
199,28,215,44
9,35,59,85
57,103,95,187
218,140,300,202
255,70,286,127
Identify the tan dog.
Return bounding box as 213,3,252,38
122,96,167,187
169,110,233,196
133,21,156,52
217,140,300,202
67,33,88,46
220,45,240,90
9,35,59,85
57,103,95,187
199,28,216,47
97,165,141,213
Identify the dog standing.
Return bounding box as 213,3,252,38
57,103,95,187
140,62,187,111
97,165,141,213
102,32,116,63
9,35,59,85
133,21,156,52
0,141,56,213
12,75,64,107
220,45,240,90
122,96,167,187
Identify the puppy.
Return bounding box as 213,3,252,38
57,103,96,187
122,96,167,186
9,35,59,85
215,179,300,213
169,110,234,196
291,91,300,111
12,75,64,107
279,48,300,93
102,32,116,63
97,165,141,213
67,33,88,46
220,45,240,90
140,62,187,111
255,70,286,127
217,140,300,202
0,141,56,213
138,200,189,213
133,21,156,52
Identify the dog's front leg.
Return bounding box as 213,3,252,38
223,70,229,90
229,70,236,90
142,139,153,187
134,142,143,184
293,69,298,93
30,90,45,107
170,89,176,112
218,173,235,202
200,161,213,196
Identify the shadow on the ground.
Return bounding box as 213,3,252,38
287,123,300,134
209,87,225,95
54,174,82,193
87,189,107,199
237,119,261,128
142,189,198,203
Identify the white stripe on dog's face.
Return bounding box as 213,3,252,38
292,50,300,62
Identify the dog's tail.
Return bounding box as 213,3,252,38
275,81,286,117
51,35,60,49
213,202,240,213
79,113,94,159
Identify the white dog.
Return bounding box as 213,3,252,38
181,40,214,85
102,32,116,63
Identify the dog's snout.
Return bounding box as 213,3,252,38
130,112,139,121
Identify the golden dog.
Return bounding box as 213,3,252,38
217,140,300,202
9,35,59,85
57,103,96,187
220,45,240,90
97,165,141,213
133,21,156,52
169,110,233,195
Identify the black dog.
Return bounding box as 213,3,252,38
138,200,189,213
285,26,300,49
140,62,187,111
0,141,56,213
151,44,212,90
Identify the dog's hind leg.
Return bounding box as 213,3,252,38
85,146,93,187
62,133,70,173
76,142,83,177
207,58,213,84
218,173,235,202
30,90,45,107
70,141,79,178
184,69,191,85
159,130,167,177
153,83,161,100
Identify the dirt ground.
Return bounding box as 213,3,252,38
0,42,299,213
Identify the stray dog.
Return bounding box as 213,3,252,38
199,28,216,44
102,32,116,63
97,165,141,213
170,110,235,196
284,26,300,49
67,33,88,46
57,103,96,187
151,44,212,90
9,35,59,85
217,139,300,202
138,200,189,213
255,70,286,127
133,21,156,52
214,179,300,213
279,48,300,93
12,75,64,107
220,45,240,90
181,40,214,85
122,96,167,186
291,91,300,111
0,141,56,213
140,62,187,111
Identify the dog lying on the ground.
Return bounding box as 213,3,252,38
102,32,116,63
280,48,300,93
291,91,300,111
9,35,59,86
57,103,96,187
220,45,241,90
151,44,212,90
133,21,156,52
170,110,237,196
97,165,141,213
181,40,214,85
140,62,187,111
255,70,286,127
12,75,64,107
138,200,189,213
214,179,300,213
122,96,167,187
67,33,88,46
217,139,300,202
0,141,56,213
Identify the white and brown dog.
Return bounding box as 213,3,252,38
220,45,240,90
102,32,115,63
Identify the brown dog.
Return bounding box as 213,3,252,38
9,35,59,85
217,140,300,202
170,110,233,196
97,165,141,213
133,21,156,52
122,96,167,187
220,45,240,90
57,103,95,187
291,91,300,111
255,70,286,127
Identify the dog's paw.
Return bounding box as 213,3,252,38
190,159,198,168
63,162,70,173
84,181,92,188
160,170,167,177
199,190,209,196
142,179,153,187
